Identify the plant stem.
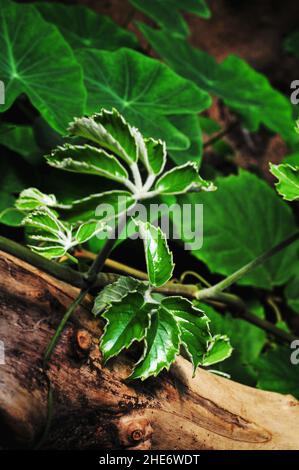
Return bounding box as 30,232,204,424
43,214,127,365
196,231,299,300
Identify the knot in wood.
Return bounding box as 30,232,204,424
76,329,92,351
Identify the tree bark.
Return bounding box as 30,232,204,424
0,249,298,450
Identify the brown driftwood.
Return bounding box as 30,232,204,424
0,249,298,450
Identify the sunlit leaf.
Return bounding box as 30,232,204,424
155,162,216,194
270,163,299,201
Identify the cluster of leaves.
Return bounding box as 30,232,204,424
15,109,230,380
0,0,299,392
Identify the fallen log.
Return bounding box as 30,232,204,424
0,249,298,450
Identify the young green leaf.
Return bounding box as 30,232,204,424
142,138,167,176
129,0,210,38
23,207,73,259
138,25,297,144
68,190,135,223
0,0,86,134
155,162,216,194
68,109,140,165
93,276,148,315
100,292,155,363
74,220,106,245
46,143,129,184
36,2,137,51
75,48,211,151
134,220,174,287
16,187,71,211
128,305,180,381
269,163,299,201
160,297,232,371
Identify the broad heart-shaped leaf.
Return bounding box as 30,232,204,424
67,190,135,223
128,304,180,381
284,30,299,59
134,220,174,287
285,273,299,315
181,171,299,289
68,109,140,165
16,187,71,211
168,115,203,166
23,207,73,259
46,144,129,184
0,124,41,165
255,347,299,399
270,163,299,201
160,297,232,371
155,162,216,195
93,276,148,316
138,25,297,144
35,2,137,50
0,0,86,134
129,0,210,37
75,48,211,151
100,292,155,363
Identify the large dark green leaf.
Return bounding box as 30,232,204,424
0,0,86,134
76,47,211,150
129,0,210,38
285,273,299,314
255,347,299,399
36,2,137,50
138,25,297,144
0,124,41,165
182,171,299,289
168,115,203,166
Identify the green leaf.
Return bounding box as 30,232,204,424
182,171,299,289
255,347,299,399
168,115,203,166
46,144,129,184
23,207,73,259
129,305,180,380
138,25,297,144
201,302,266,385
0,207,24,227
93,276,147,316
129,0,210,37
160,297,231,370
68,190,135,223
0,124,41,165
68,108,142,165
284,30,299,59
74,220,106,245
16,187,70,211
155,162,216,194
0,0,86,134
270,163,299,201
35,2,137,50
285,273,299,314
100,292,155,363
142,138,167,175
75,48,211,151
134,220,174,287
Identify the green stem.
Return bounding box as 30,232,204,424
43,214,127,365
197,231,299,300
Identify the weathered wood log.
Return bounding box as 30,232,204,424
0,249,298,450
